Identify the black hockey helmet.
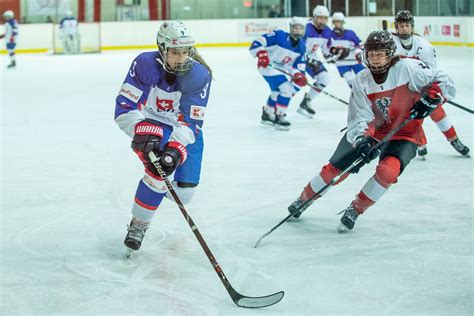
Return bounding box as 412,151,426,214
363,30,396,74
395,10,414,27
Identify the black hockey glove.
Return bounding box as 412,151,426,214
410,83,443,119
158,142,188,176
355,136,380,164
307,58,323,73
132,119,164,162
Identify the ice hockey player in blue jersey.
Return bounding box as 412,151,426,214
249,17,307,131
0,10,18,68
329,12,365,88
115,20,212,253
298,5,333,117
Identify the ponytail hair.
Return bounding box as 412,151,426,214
193,48,213,79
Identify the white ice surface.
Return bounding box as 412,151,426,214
1,46,473,315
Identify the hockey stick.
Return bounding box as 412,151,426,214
270,64,349,106
254,113,416,248
148,152,284,308
382,19,388,31
447,100,474,114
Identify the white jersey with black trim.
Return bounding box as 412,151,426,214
346,58,455,145
394,34,437,69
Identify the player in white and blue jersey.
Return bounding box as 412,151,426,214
1,10,18,68
249,17,308,131
329,12,365,88
59,10,80,54
298,5,333,117
115,20,212,253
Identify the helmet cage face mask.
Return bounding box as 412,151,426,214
290,25,304,40
363,32,396,74
289,17,306,41
395,10,414,40
364,49,393,74
158,45,195,76
156,21,196,76
395,21,413,40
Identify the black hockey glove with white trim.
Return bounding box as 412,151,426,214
355,136,380,164
410,83,443,119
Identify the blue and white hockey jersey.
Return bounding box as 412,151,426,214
304,23,332,61
330,29,362,66
249,30,306,77
115,52,212,147
3,19,18,44
59,17,79,36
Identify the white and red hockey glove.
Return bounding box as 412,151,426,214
292,72,308,87
256,50,270,68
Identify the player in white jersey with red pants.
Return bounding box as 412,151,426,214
393,10,469,158
286,30,455,232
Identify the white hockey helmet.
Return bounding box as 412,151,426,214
156,20,196,75
65,10,73,17
313,5,329,17
332,12,345,22
289,17,307,40
3,10,14,19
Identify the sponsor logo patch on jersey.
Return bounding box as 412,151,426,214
190,105,205,120
120,83,143,103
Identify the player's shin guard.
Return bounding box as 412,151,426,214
348,157,400,228
288,163,349,218
165,181,196,204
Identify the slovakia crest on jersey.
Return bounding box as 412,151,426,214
375,97,392,121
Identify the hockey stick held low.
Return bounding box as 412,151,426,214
148,152,284,308
447,100,474,114
254,114,416,248
270,64,350,106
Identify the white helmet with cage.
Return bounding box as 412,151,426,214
3,10,14,19
290,16,308,40
289,16,307,40
156,20,196,76
312,5,329,17
332,12,345,22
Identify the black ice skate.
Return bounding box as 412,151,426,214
417,145,428,160
261,107,275,125
274,114,291,131
124,218,150,253
337,204,360,233
7,61,16,68
288,197,313,219
450,138,470,157
297,94,315,118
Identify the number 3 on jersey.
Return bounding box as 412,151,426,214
200,82,209,99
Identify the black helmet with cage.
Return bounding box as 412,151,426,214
395,10,414,27
363,30,397,74
395,10,415,40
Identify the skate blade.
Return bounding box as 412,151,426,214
419,156,426,161
125,248,135,258
337,223,351,233
274,125,290,131
261,120,274,126
296,108,314,119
